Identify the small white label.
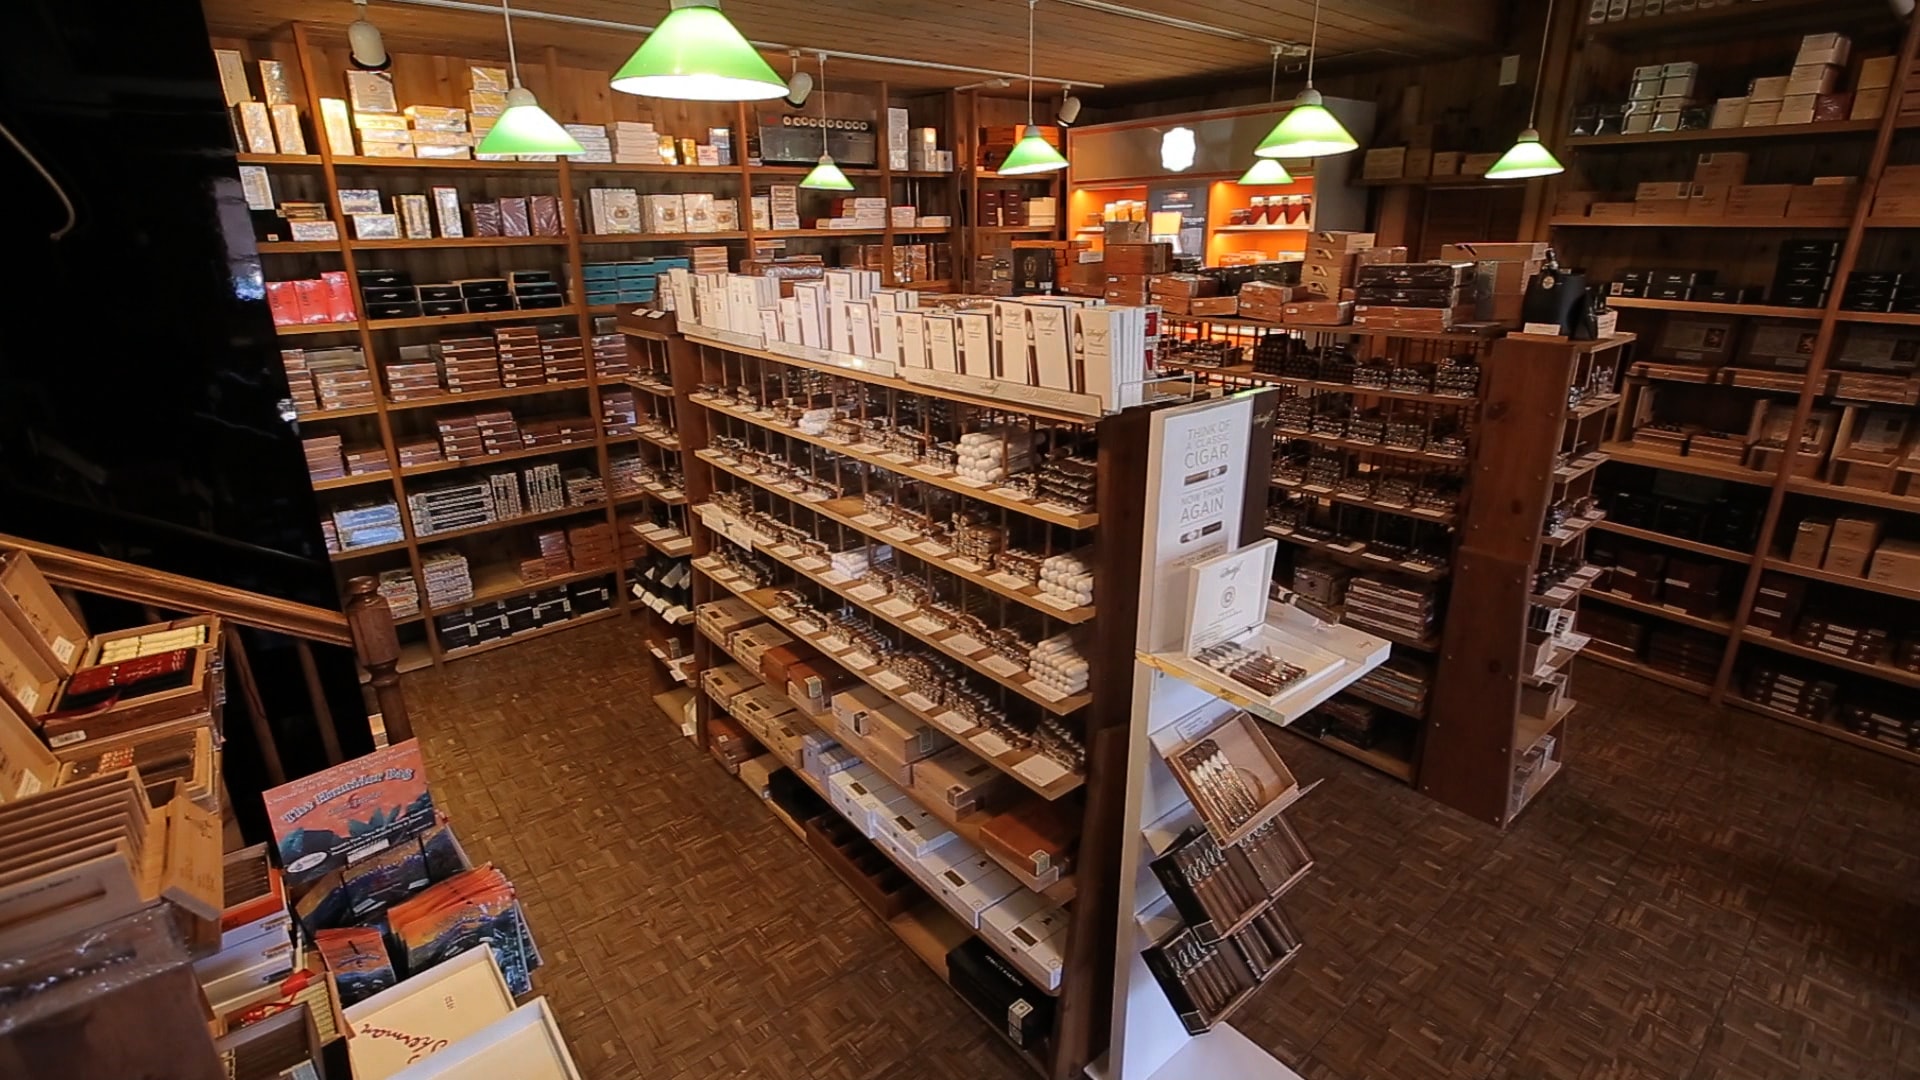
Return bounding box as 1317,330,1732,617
912,463,951,477
914,541,953,558
945,634,986,656
854,513,890,528
819,633,852,652
1029,681,1071,703
49,728,85,747
952,476,990,488
988,572,1032,590
799,491,828,503
18,686,38,711
931,710,973,734
882,527,920,543
853,443,885,455
873,670,909,691
792,618,822,636
1014,755,1071,786
795,556,829,571
770,544,801,559
52,638,75,663
972,731,1014,756
990,487,1031,502
876,598,917,619
15,773,42,798
1036,593,1083,612
905,616,945,636
902,691,937,713
844,650,877,670
981,655,1025,679
849,583,889,602
882,452,915,464
769,605,797,621
821,569,853,585
950,558,986,574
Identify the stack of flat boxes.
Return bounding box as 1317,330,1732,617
488,471,525,518
565,123,612,163
509,269,566,309
524,463,566,511
611,121,656,163
282,349,321,414
601,390,639,436
580,259,676,307
1440,242,1547,325
474,411,522,453
1294,231,1379,323
422,551,473,611
1101,243,1172,305
440,336,502,393
435,414,483,462
376,569,420,619
1647,625,1724,686
541,335,587,383
344,447,388,477
304,435,345,483
609,454,646,497
309,351,376,412
493,327,546,387
1352,261,1476,332
568,522,617,571
1776,240,1840,309
520,413,595,449
591,333,627,378
396,440,443,469
563,468,605,506
332,501,404,551
526,530,573,583
691,246,730,275
409,481,494,536
385,350,443,401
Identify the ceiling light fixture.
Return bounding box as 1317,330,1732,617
476,0,585,156
1238,47,1295,185
610,0,789,101
348,0,391,71
783,49,814,108
1058,85,1083,126
800,52,854,190
1485,0,1567,180
999,0,1069,176
1254,0,1357,159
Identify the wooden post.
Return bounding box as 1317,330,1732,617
346,575,413,744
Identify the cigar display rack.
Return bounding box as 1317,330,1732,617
1541,6,1920,769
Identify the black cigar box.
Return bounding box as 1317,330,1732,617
457,278,510,299
362,285,417,305
465,295,515,313
419,283,463,302
366,301,422,320
356,267,412,288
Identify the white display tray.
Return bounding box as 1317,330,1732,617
1140,601,1390,728
345,944,515,1080
384,997,581,1080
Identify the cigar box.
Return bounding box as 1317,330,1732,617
759,643,820,694
1282,300,1353,325
0,553,88,676
0,693,56,802
980,796,1079,881
1104,243,1173,276
57,725,217,811
913,744,1011,814
344,944,517,1080
1155,706,1303,846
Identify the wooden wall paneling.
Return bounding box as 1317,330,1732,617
1423,336,1578,826
1711,12,1920,703
290,21,445,664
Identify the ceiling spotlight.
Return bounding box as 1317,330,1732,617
1058,87,1082,126
348,0,390,71
784,50,814,108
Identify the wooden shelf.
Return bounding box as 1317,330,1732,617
579,231,748,244
1582,0,1887,41
328,539,409,561
1263,524,1449,582
1551,215,1851,229
701,524,1085,714
1590,519,1752,562
1760,556,1920,603
331,155,557,172
441,607,620,661
387,379,591,412
429,563,613,615
1865,217,1920,229
258,240,343,254
352,236,565,250
367,306,578,331
236,153,322,166
312,471,391,492
1727,695,1920,767
695,395,1099,530
414,502,606,545
977,226,1059,234
1566,119,1883,148
1341,680,1426,720
1276,429,1471,466
1607,297,1821,320
398,439,598,478
695,573,1085,800
1784,476,1920,513
758,227,888,238
1740,628,1920,691
296,404,381,422
1601,441,1774,485
698,450,1094,623
752,163,883,176
275,321,360,337
892,225,955,234
1584,589,1733,635
1163,362,1481,407
1352,174,1521,188
1835,310,1920,327
1211,224,1311,233
1270,477,1458,526
1580,642,1714,695
568,161,744,175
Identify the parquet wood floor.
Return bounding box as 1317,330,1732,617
406,617,1920,1080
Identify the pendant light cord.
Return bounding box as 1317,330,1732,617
1305,0,1320,89
1527,0,1555,127
818,51,830,157
1268,47,1278,103
1027,0,1038,125
502,0,522,88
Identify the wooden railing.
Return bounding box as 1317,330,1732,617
0,534,411,779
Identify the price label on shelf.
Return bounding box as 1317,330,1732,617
931,711,973,734
872,670,909,691
1029,681,1071,703
881,527,920,544
843,650,877,670
949,557,986,574
853,513,890,528
769,605,796,621
848,583,889,602
799,491,829,503
987,572,1033,591
971,731,1014,756
913,540,953,558
905,616,945,636
990,487,1032,502
902,692,937,713
911,463,951,477
820,569,854,585
1037,593,1084,613
794,556,829,571
769,544,801,559
981,655,1025,679
792,618,822,636
944,634,986,656
952,476,990,488
876,598,917,619
818,633,852,653
882,452,915,465
852,443,885,455
1013,755,1070,787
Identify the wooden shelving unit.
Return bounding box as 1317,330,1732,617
1541,2,1920,767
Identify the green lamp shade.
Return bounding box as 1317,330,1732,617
998,126,1068,175
1255,89,1358,158
1484,129,1565,180
610,2,788,100
476,88,585,155
800,154,855,191
1236,158,1294,185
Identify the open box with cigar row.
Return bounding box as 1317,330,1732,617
1138,895,1306,1036
1153,708,1305,847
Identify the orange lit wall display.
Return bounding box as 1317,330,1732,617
1067,184,1146,254
1206,178,1315,265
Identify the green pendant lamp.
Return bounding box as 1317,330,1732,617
611,0,788,101
1254,0,1357,159
799,53,855,190
1485,0,1566,180
1237,49,1295,185
476,0,584,156
997,0,1068,176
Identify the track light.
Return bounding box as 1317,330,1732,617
348,0,390,71
1058,87,1082,126
784,50,814,108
